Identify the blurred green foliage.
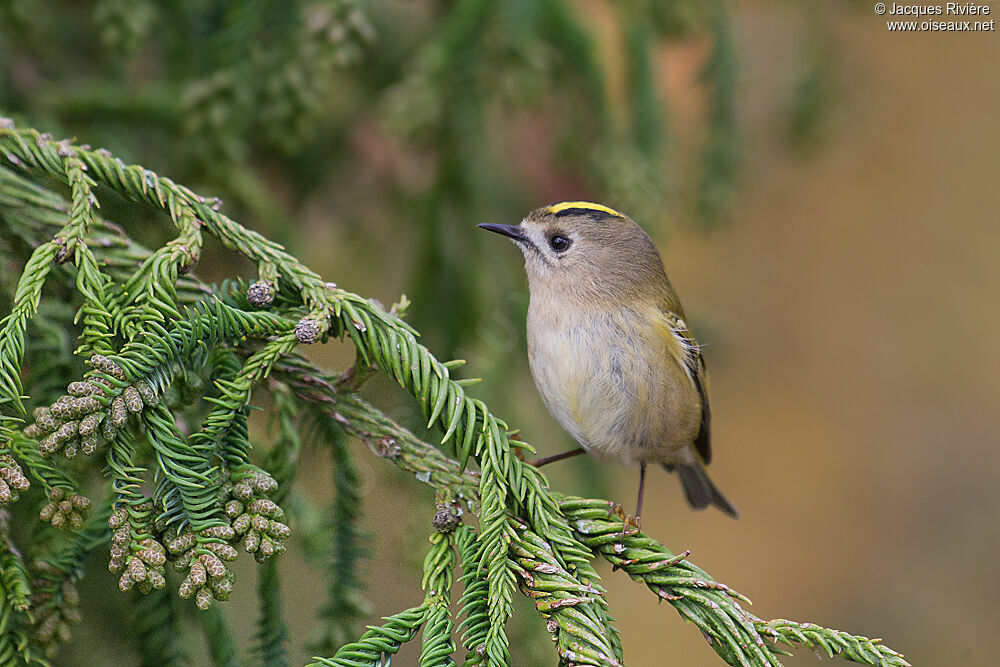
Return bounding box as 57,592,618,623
0,0,757,359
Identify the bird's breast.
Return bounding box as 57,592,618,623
526,302,700,464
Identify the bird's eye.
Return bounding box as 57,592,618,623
548,235,572,252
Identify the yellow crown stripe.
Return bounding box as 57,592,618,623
546,201,625,218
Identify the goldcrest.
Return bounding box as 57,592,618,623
479,202,737,522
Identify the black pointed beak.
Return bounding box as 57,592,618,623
478,223,529,245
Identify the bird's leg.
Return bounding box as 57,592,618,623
634,461,647,529
618,463,647,545
530,447,585,468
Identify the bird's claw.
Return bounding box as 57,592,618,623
606,502,640,552
612,513,640,555
619,513,640,537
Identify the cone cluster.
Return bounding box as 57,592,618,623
22,355,157,459
31,561,81,659
0,455,30,504
108,505,168,594
225,471,290,563
167,526,238,610
39,487,91,529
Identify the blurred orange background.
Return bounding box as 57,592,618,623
607,6,1000,665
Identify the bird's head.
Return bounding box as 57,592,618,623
478,202,669,303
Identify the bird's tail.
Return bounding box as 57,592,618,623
664,463,739,518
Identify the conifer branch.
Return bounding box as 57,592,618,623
255,559,290,667
199,605,240,666
455,525,490,665
0,122,908,667
419,532,458,666
301,399,371,656
131,588,188,667
308,604,430,667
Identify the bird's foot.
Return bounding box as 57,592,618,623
607,503,640,529
620,513,640,537
608,510,640,555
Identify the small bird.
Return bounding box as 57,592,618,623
479,201,737,525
